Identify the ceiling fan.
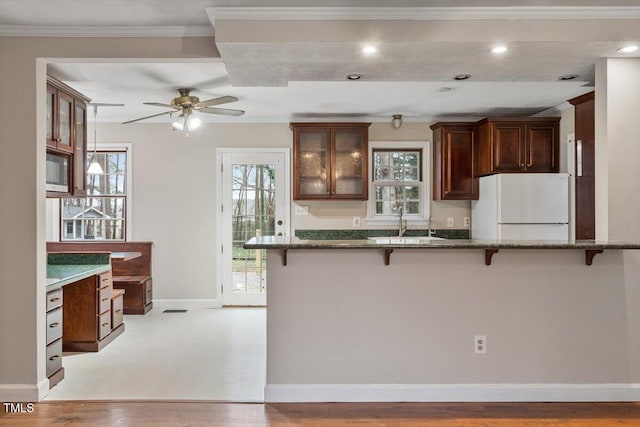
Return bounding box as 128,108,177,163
122,88,244,132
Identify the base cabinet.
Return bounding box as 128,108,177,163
62,269,125,352
45,289,64,388
113,276,153,314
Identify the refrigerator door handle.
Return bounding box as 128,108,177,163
576,140,583,177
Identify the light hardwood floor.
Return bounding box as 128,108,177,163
2,402,640,426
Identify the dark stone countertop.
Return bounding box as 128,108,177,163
244,236,640,250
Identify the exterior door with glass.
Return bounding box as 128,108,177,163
220,150,287,306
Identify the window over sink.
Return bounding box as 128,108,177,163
366,141,430,225
60,145,131,241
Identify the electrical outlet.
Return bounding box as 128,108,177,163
474,335,487,354
353,216,361,227
464,217,471,227
294,205,309,216
447,217,455,227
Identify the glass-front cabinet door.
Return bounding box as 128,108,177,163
332,129,367,198
57,91,74,154
294,128,330,199
73,102,87,195
292,123,370,200
46,85,57,148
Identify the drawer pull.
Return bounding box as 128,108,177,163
102,322,110,327
102,277,110,281
49,297,61,302
102,298,109,302
115,309,122,313
49,322,60,328
49,355,60,361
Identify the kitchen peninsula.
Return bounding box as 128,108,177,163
245,236,640,402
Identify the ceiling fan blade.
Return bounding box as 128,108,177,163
195,96,239,108
143,102,178,109
122,110,176,124
88,102,125,107
199,107,245,116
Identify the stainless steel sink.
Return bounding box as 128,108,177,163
367,236,445,244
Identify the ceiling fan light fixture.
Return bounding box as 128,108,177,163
172,119,184,131
187,115,202,130
392,114,403,129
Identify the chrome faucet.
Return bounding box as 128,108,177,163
397,204,407,237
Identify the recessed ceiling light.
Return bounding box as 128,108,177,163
362,45,377,55
346,74,363,81
453,74,471,81
559,74,579,81
491,45,508,54
617,45,639,54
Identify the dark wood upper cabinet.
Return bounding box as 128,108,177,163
431,122,478,200
476,118,560,176
46,76,91,197
569,91,595,240
291,122,370,200
73,101,87,196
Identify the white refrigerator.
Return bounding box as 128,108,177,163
471,173,569,241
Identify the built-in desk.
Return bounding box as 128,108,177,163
47,242,154,315
46,252,126,388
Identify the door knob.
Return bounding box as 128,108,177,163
277,232,283,236
277,220,283,225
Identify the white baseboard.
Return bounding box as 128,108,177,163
152,299,220,310
0,378,49,402
265,383,640,402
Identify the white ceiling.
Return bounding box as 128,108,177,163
8,1,639,124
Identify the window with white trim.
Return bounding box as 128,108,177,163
367,142,430,224
61,149,129,240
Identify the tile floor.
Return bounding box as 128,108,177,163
44,307,266,401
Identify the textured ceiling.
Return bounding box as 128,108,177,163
17,1,640,124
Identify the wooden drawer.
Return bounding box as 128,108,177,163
99,285,113,314
46,307,63,345
46,338,63,377
99,270,113,289
111,293,124,328
46,289,63,311
98,311,112,340
145,278,152,305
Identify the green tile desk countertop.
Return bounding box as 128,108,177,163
46,252,111,290
46,264,111,290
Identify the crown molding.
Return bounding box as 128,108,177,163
0,25,214,38
206,6,640,24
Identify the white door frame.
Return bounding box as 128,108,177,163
215,147,291,307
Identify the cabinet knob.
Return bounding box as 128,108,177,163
277,220,283,226
520,163,525,167
527,163,532,167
